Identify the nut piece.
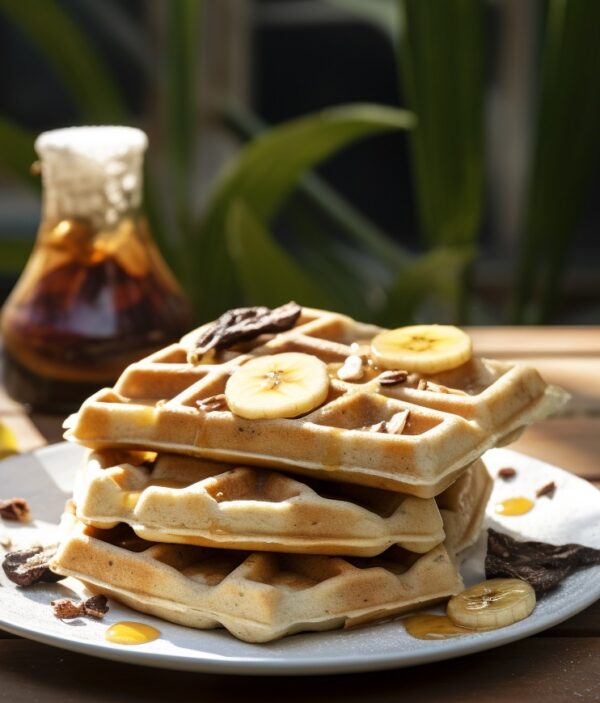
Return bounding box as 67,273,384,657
52,594,109,620
387,410,409,435
52,598,84,619
0,498,31,523
1,536,13,551
536,481,556,498
366,421,388,433
2,544,63,587
337,355,364,382
362,410,409,435
378,370,408,387
421,381,468,396
497,467,517,480
196,394,228,412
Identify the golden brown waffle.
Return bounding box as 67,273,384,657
438,459,493,555
74,451,491,557
64,307,567,497
50,520,463,643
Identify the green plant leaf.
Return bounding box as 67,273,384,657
512,0,600,323
0,0,127,122
195,103,415,320
378,246,474,325
0,118,37,188
397,0,484,321
226,200,341,310
398,0,484,249
164,0,201,248
0,238,34,274
223,103,411,271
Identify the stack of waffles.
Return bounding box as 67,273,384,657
52,305,567,642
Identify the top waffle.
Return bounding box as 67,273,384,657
64,306,568,497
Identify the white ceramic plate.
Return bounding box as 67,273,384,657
0,443,599,676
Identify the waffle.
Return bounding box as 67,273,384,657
50,520,463,643
438,458,493,555
64,307,567,497
72,451,485,558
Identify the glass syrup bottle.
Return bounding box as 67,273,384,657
1,126,193,413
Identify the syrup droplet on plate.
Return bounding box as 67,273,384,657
105,621,160,645
495,497,534,516
404,614,470,640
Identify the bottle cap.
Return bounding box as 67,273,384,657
35,126,148,229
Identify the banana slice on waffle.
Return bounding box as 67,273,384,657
371,324,472,373
225,352,329,419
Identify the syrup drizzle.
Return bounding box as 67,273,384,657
494,497,535,516
105,621,161,645
403,614,470,640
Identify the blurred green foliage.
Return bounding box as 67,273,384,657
512,0,600,323
0,0,597,325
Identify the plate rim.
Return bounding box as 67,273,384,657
0,443,599,676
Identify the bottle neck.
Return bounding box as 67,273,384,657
36,127,147,231
41,158,144,231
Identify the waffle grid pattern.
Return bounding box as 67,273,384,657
65,308,566,497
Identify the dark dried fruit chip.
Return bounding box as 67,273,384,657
83,594,109,619
485,528,600,596
497,468,517,480
52,594,109,620
188,302,302,361
0,498,31,522
536,481,556,498
2,544,63,587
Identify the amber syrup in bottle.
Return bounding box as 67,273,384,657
1,127,192,413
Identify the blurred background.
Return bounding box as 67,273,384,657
0,0,599,326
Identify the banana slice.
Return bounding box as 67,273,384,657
225,352,329,420
447,578,536,630
371,324,472,373
0,421,18,460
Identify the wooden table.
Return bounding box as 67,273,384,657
1,327,599,702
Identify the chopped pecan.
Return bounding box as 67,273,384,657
0,498,31,522
188,302,302,362
378,370,408,387
196,394,228,412
486,528,600,596
52,594,109,620
536,481,556,498
2,544,63,587
51,598,84,619
497,467,517,480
